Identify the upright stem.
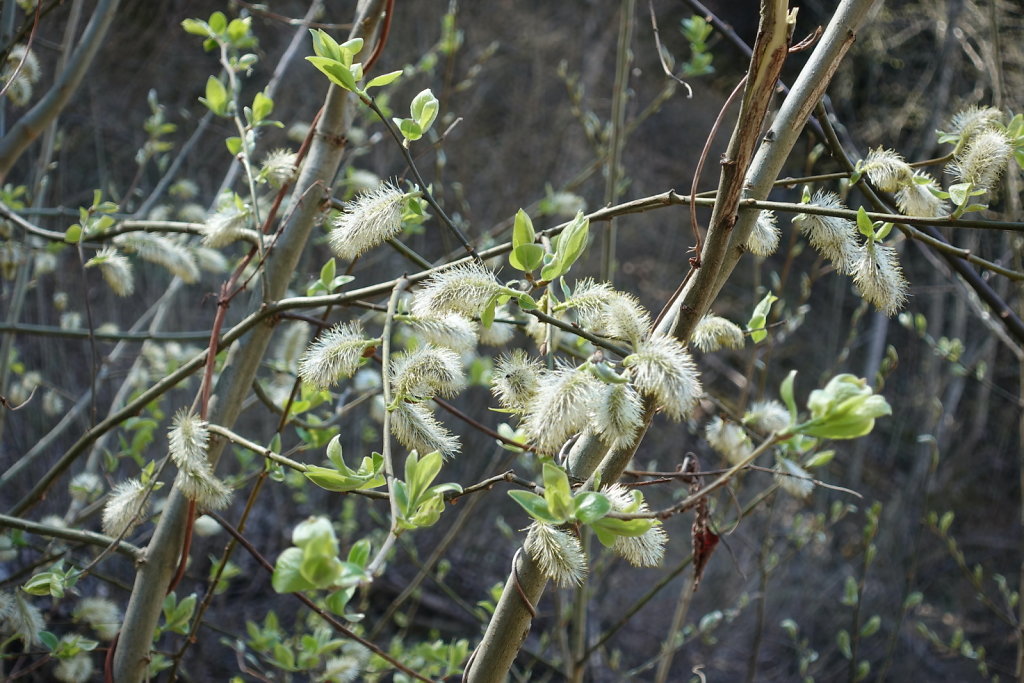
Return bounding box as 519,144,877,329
466,5,792,679
366,277,407,577
601,0,634,284
111,4,387,680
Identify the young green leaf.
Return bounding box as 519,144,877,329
508,490,562,524
513,208,536,248
542,462,573,522
856,207,874,238
747,291,778,343
573,491,611,524
200,76,229,116
510,244,544,272
251,91,273,123
410,89,439,132
365,69,403,90
780,370,797,422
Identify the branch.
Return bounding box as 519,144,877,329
0,512,142,560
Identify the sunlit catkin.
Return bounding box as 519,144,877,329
746,210,780,256
298,322,376,390
624,334,702,420
793,191,859,273
524,521,587,587
390,400,461,459
491,349,542,414
692,314,745,353
328,182,405,260
410,262,502,319
851,241,908,316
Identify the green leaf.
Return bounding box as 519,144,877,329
395,118,424,141
804,450,835,468
208,11,227,34
252,91,273,123
860,615,881,637
306,56,359,92
309,29,342,61
840,575,858,606
508,490,561,524
590,516,654,547
325,586,356,615
39,630,59,651
539,253,564,282
510,243,545,272
200,76,229,116
65,224,82,243
292,516,338,550
407,450,443,502
320,257,337,286
542,462,573,521
227,17,251,43
573,492,611,524
837,629,852,659
747,291,778,343
856,207,874,238
347,539,372,567
299,550,344,588
480,295,498,328
948,182,972,206
225,137,242,156
780,370,798,423
365,70,403,90
304,465,384,492
797,374,891,439
513,208,536,248
516,292,538,310
410,89,439,132
338,38,365,65
874,221,893,241
556,211,590,273
181,18,212,37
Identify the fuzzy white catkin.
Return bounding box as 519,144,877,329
746,210,780,256
491,349,541,414
625,335,702,420
405,314,478,354
692,314,745,353
328,183,405,260
895,172,948,218
792,191,859,274
202,205,253,247
851,241,909,316
86,247,134,297
705,416,752,465
390,400,461,459
102,479,150,538
592,383,644,451
525,522,587,587
948,128,1012,191
522,364,600,455
298,322,374,389
410,262,502,319
862,148,913,192
602,484,667,567
389,344,465,400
